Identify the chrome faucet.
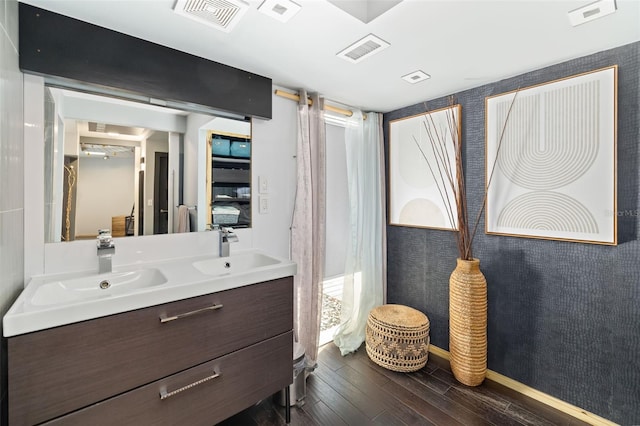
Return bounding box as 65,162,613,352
219,227,238,257
96,229,115,274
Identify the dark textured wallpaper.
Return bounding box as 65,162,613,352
383,42,639,424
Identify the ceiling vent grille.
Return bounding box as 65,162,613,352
337,34,390,64
402,70,430,84
88,122,146,136
568,0,616,26
258,0,301,22
174,0,250,33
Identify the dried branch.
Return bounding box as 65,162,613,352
412,134,456,229
413,92,518,261
469,90,520,246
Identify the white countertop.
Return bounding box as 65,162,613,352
3,249,296,337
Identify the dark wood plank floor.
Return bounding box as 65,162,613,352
219,343,591,426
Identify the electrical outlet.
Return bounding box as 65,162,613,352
259,196,269,214
259,175,269,194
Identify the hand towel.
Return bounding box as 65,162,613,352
177,205,191,233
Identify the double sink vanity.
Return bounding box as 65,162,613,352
12,4,286,423
4,245,296,425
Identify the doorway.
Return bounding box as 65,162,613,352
153,152,169,234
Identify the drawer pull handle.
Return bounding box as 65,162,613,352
159,304,223,323
159,371,220,400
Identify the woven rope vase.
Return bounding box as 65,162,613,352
449,258,487,387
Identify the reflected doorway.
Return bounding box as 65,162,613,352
154,152,169,234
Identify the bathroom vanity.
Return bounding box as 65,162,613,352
11,5,289,423
5,251,295,425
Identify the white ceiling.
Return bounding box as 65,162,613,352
20,0,640,113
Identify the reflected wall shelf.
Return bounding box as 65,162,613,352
206,131,252,228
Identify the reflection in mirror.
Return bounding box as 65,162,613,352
205,122,252,230
43,86,252,243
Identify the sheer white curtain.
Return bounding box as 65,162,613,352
291,90,326,364
333,111,387,355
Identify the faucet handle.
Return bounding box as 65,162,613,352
97,229,113,248
222,227,239,243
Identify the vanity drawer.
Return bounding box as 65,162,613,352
45,331,293,426
8,277,293,426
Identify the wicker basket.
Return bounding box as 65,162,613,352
365,304,430,372
449,258,487,386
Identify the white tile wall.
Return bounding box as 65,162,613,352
4,0,17,50
0,0,24,419
0,0,23,307
0,210,23,315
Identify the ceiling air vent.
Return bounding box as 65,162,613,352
337,34,390,64
88,122,147,137
173,0,250,33
568,0,616,26
258,0,301,22
402,70,430,84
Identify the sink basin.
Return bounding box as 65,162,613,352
4,249,296,337
193,252,281,276
27,268,168,307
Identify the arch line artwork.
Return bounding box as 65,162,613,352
485,66,617,245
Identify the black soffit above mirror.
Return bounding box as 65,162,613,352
18,3,272,120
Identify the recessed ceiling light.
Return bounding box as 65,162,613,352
568,0,616,26
402,70,430,84
337,34,390,64
258,0,301,22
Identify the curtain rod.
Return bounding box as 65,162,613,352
274,89,367,120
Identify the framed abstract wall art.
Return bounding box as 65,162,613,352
389,104,461,230
485,66,617,245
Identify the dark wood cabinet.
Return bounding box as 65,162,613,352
8,277,293,425
44,332,292,426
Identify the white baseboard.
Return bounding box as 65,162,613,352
428,345,618,426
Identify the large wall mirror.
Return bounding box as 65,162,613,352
43,86,252,243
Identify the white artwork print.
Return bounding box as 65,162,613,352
485,66,617,245
389,105,460,230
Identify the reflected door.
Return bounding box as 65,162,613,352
154,152,169,234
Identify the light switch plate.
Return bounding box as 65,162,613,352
259,175,269,194
259,196,269,214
